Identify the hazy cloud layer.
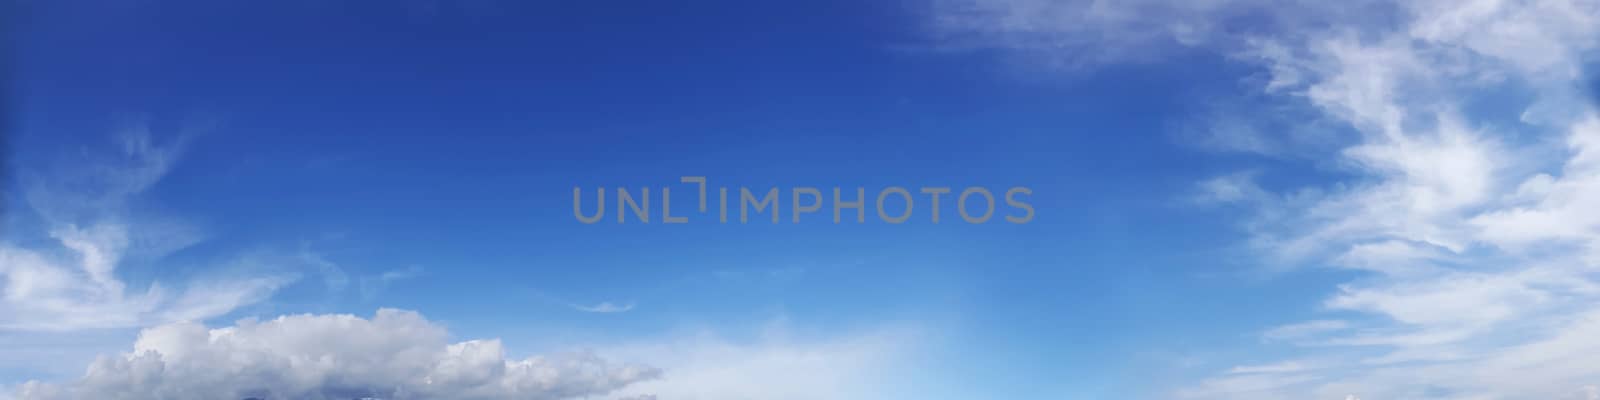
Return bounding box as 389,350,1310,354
602,320,924,400
934,0,1600,398
14,309,659,400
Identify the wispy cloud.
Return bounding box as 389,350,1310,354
922,0,1385,70
523,288,637,314
358,265,423,301
571,301,636,313
1260,320,1350,343
298,244,350,292
933,0,1600,398
0,125,294,331
598,318,927,400
1226,360,1318,375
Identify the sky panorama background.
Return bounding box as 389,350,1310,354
4,0,1600,399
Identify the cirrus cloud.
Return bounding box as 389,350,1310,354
1,125,293,331
931,0,1600,398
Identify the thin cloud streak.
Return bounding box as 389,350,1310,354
571,301,636,313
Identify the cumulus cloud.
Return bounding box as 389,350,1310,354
14,309,660,400
934,0,1600,398
0,126,292,331
7,311,922,400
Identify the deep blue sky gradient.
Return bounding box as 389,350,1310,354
7,1,1355,397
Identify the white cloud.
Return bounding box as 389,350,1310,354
359,265,424,301
1195,171,1268,204
298,246,350,292
923,0,1397,69
13,309,659,400
934,0,1600,398
1261,320,1349,343
600,320,924,400
524,289,637,314
1226,360,1316,375
0,127,292,331
572,302,635,313
8,311,924,400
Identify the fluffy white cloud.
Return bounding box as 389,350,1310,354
934,0,1600,398
14,309,659,400
1,127,291,331
8,311,929,400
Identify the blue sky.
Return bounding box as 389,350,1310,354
5,1,1600,399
